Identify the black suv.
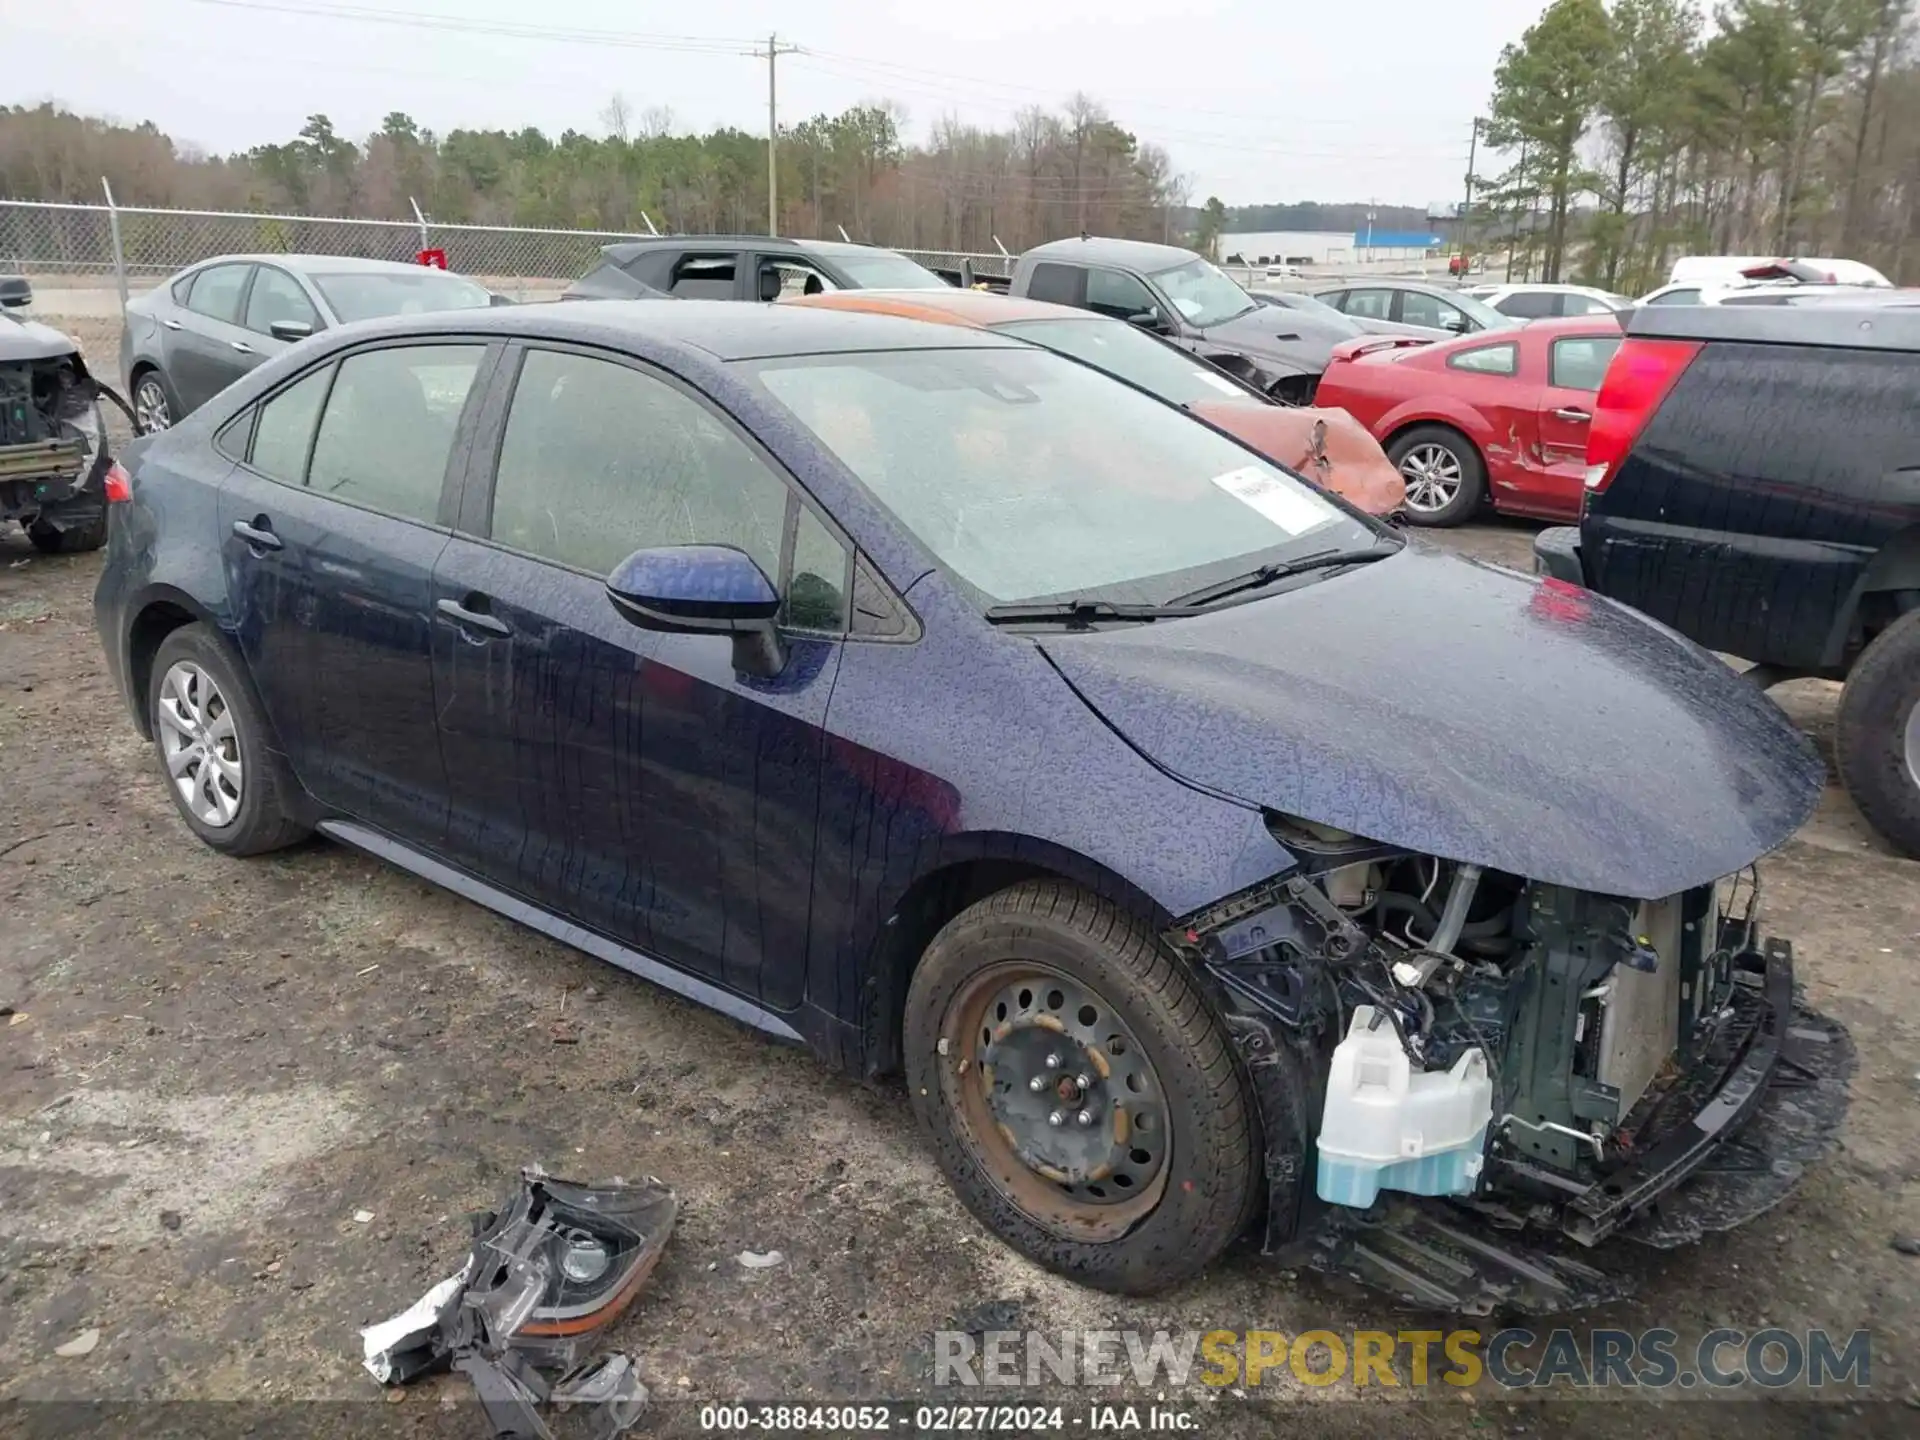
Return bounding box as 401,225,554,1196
565,236,952,302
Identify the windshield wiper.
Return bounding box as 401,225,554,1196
984,599,1195,627
1165,543,1399,609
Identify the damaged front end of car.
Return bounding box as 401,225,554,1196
1,276,122,545
1166,817,1855,1314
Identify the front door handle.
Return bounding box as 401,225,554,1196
1553,406,1592,422
231,518,282,551
162,318,183,331
436,596,510,637
230,340,256,355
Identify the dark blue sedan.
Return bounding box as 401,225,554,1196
94,301,1845,1300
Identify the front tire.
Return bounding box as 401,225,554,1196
1837,608,1920,858
1387,424,1485,527
905,881,1262,1295
146,625,308,856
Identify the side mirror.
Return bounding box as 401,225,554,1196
1126,308,1169,334
606,544,787,677
489,292,517,307
269,319,314,341
0,275,32,309
1441,317,1470,334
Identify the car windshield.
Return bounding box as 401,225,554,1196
1148,258,1258,327
992,318,1255,407
829,250,950,290
310,270,493,322
750,346,1372,609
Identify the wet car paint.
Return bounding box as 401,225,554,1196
94,298,1817,1088
1037,545,1823,899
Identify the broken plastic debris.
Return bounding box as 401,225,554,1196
359,1166,675,1439
736,1249,785,1269
53,1328,100,1358
353,1209,375,1224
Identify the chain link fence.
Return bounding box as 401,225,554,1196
0,195,1014,308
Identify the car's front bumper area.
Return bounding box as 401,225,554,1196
1291,936,1855,1314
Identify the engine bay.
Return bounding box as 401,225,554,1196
1173,816,1761,1232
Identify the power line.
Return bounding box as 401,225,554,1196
177,0,757,53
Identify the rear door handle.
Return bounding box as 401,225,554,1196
436,596,510,637
230,340,256,355
162,319,183,331
1553,407,1592,422
231,518,282,551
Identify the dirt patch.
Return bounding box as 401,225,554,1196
0,519,1915,1434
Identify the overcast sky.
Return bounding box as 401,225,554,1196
17,0,1554,207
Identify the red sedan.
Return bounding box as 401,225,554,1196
1312,315,1623,526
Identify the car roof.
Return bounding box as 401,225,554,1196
598,236,909,264
1021,235,1202,272
1314,279,1456,297
780,289,1089,327
182,254,465,277
316,297,1022,361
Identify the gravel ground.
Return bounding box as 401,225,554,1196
1,331,1916,1434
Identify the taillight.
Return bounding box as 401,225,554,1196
1583,338,1701,492
103,461,133,504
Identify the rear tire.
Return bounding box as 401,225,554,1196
146,625,308,856
1836,608,1920,858
904,880,1263,1295
1387,424,1485,527
131,368,178,435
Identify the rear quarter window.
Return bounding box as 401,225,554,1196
1447,344,1517,376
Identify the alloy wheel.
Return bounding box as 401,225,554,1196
941,962,1169,1242
1905,699,1920,794
156,661,242,827
134,378,172,434
1398,442,1462,514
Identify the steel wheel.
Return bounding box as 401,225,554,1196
156,661,242,828
1398,442,1462,514
134,376,172,434
941,961,1170,1242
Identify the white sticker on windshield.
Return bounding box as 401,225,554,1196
1210,465,1330,535
1192,370,1243,395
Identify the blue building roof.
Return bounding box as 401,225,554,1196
1352,230,1444,249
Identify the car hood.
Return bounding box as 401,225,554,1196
0,313,80,362
1196,306,1344,372
1038,547,1821,899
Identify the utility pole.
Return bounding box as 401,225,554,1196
753,32,800,236
1460,119,1479,269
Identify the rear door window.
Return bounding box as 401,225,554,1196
1023,262,1088,308
668,254,739,299
1343,288,1394,321
306,344,483,523
185,264,253,324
